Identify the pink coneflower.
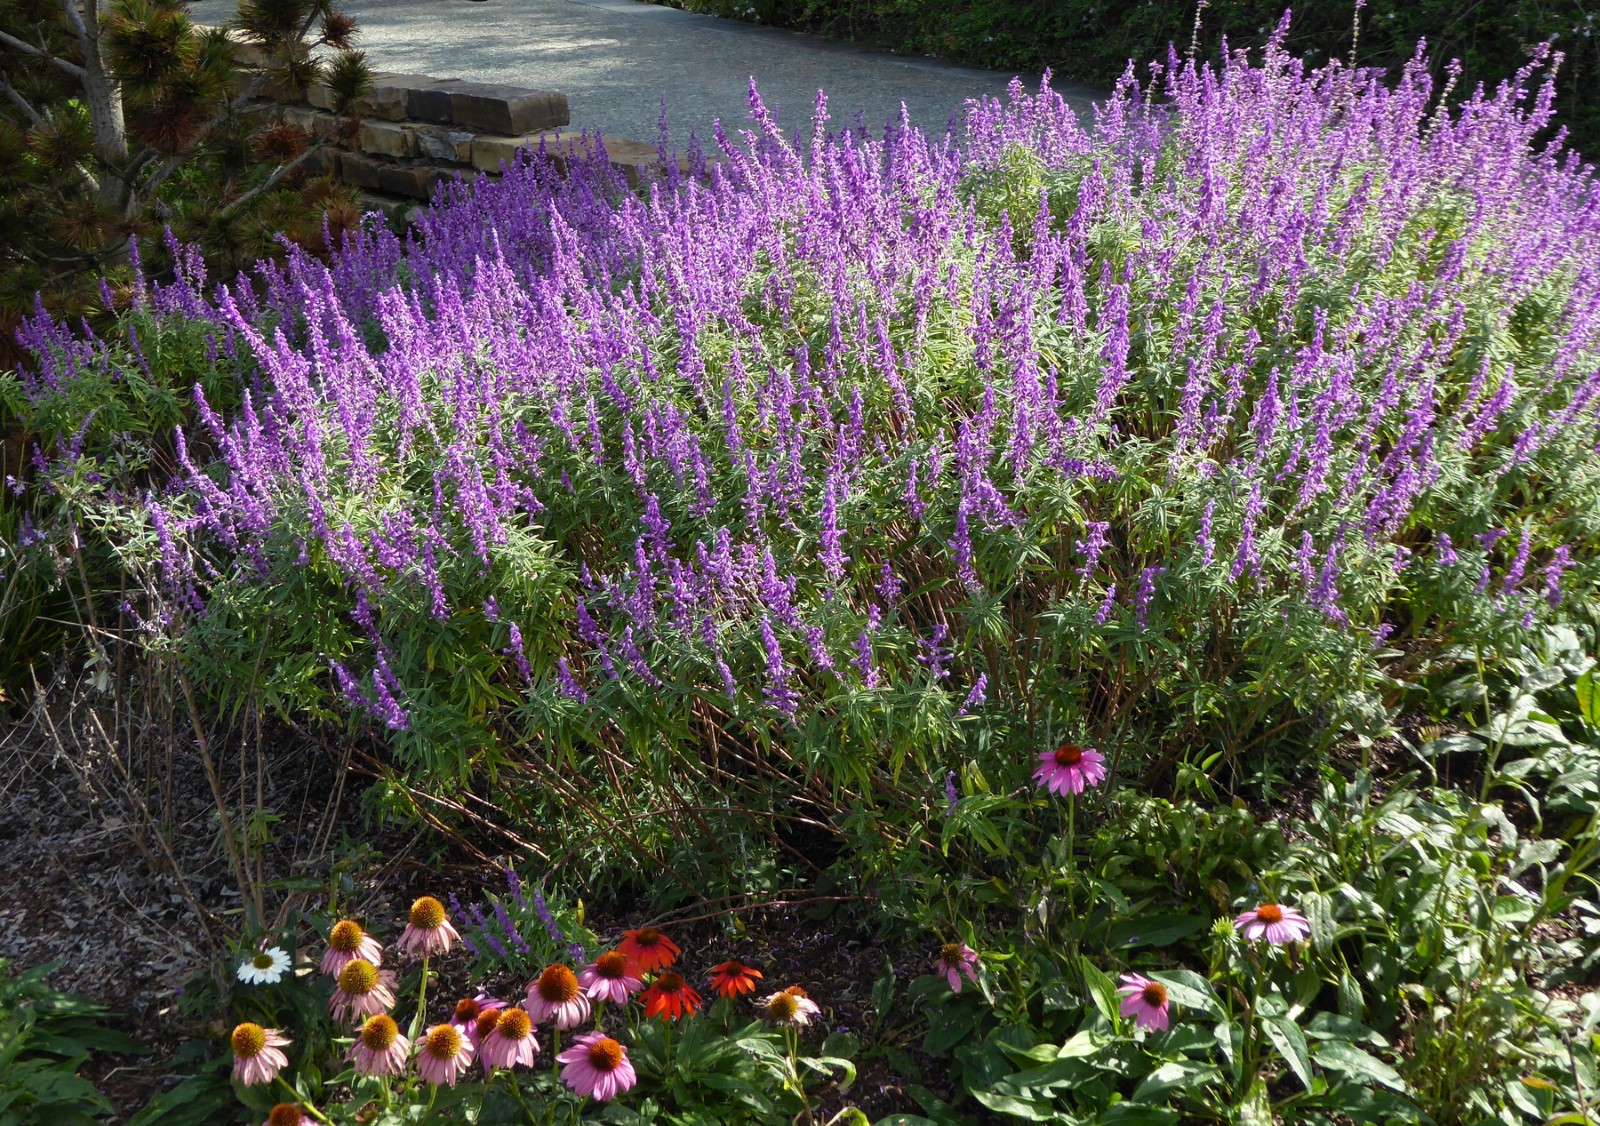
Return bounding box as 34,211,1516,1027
321,919,383,977
1117,974,1171,1031
449,994,506,1045
526,964,592,1029
1032,744,1107,795
479,1007,539,1070
556,1032,637,1101
618,927,680,974
934,942,981,993
760,987,821,1026
231,1022,290,1086
578,951,644,1004
396,896,460,958
349,1014,410,1077
263,1105,314,1126
1233,902,1312,945
417,1023,475,1086
329,958,397,1025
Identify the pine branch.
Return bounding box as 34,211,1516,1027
218,139,326,219
0,27,88,78
131,71,267,210
0,71,44,124
59,0,89,45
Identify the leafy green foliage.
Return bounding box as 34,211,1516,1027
0,959,142,1125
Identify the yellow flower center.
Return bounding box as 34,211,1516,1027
783,985,809,998
587,1037,624,1071
360,1015,399,1051
594,951,629,979
268,1105,304,1126
939,943,965,965
1141,982,1168,1006
537,964,580,1004
767,992,799,1021
1256,903,1284,924
329,920,365,953
1055,745,1084,766
497,1008,533,1040
474,1010,502,1040
252,952,277,970
409,896,446,929
454,998,482,1022
338,959,379,995
231,1022,267,1057
425,1025,464,1060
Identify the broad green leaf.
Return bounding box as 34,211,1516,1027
1263,1016,1313,1091
1148,969,1224,1018
1080,957,1122,1027
1314,1040,1407,1092
1576,668,1600,725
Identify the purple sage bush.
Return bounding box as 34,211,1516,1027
9,26,1600,895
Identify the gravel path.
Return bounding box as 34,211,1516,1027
189,0,1102,144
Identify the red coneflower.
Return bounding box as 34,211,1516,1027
618,927,680,974
639,971,702,1021
708,960,764,999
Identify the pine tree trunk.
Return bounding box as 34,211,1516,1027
76,0,130,258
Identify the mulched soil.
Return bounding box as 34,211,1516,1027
0,668,374,1123
0,667,947,1123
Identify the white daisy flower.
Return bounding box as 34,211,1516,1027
237,947,292,985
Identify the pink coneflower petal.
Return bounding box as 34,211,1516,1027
556,1032,637,1102
933,942,981,994
1032,745,1108,796
578,951,644,1003
760,988,822,1026
396,896,460,958
349,1015,410,1077
1232,902,1311,945
263,1105,314,1126
479,1008,539,1070
1117,974,1172,1032
321,920,383,977
449,994,506,1045
231,1023,290,1086
417,1024,475,1086
526,964,592,1029
329,959,397,1025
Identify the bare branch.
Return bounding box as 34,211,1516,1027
0,71,44,124
60,0,90,45
0,27,87,78
219,140,327,219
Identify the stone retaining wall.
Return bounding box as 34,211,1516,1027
228,39,685,204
